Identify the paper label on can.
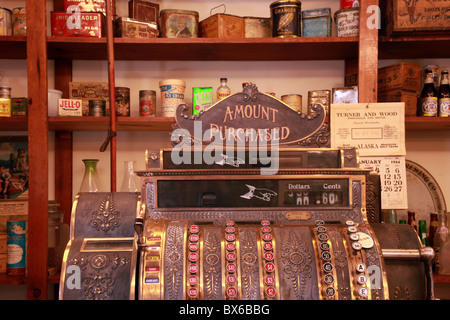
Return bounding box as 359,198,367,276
0,98,11,117
160,84,185,117
7,221,26,268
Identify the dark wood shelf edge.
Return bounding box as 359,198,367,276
0,273,27,285
434,273,450,284
2,117,450,131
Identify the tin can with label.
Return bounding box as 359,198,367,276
139,90,156,117
160,9,199,38
11,97,27,116
0,86,11,117
270,0,302,38
281,94,302,112
89,99,106,116
192,87,212,115
12,7,26,36
115,87,130,116
340,0,360,9
7,220,27,275
159,79,186,117
0,7,12,35
335,8,359,37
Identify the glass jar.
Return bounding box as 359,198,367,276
47,201,69,275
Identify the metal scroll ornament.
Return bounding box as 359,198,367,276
90,195,121,233
172,83,329,148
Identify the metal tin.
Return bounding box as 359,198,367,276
7,220,26,275
192,87,212,115
335,8,359,37
308,90,330,123
159,79,186,117
89,99,106,117
115,87,130,116
200,14,244,38
270,0,302,38
12,7,26,36
244,16,270,38
11,97,27,117
114,17,158,39
139,90,156,117
341,0,360,9
160,9,198,38
281,94,302,112
332,86,358,103
50,12,105,38
0,86,11,117
63,0,114,16
0,7,12,35
302,8,331,37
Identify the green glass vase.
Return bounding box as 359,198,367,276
79,159,103,192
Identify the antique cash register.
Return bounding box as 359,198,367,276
60,84,434,300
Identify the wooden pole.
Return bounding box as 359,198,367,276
102,0,117,191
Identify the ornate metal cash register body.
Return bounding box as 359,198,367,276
59,84,434,300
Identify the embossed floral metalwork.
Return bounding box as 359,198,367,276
90,195,121,233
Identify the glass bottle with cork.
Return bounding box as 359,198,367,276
216,78,231,102
433,211,449,272
418,69,438,117
438,70,450,117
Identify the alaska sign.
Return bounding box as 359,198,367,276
174,83,330,147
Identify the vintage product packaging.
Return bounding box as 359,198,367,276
128,0,159,24
302,8,332,37
63,0,115,15
378,89,418,116
192,87,213,115
159,79,185,117
0,232,5,272
0,98,11,117
11,98,27,116
244,16,270,38
58,99,83,116
139,90,156,117
114,17,158,38
69,82,109,116
335,7,359,36
378,63,421,93
270,0,302,37
115,87,130,117
383,0,450,35
7,220,26,275
341,0,360,9
308,89,331,123
332,86,358,103
12,7,26,36
0,7,12,35
200,13,244,38
51,12,105,38
160,9,199,38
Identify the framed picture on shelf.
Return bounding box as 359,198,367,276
0,136,28,200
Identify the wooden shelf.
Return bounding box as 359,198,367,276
434,273,450,284
379,35,450,60
0,273,27,286
2,34,450,61
2,116,450,132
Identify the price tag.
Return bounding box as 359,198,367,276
360,156,408,209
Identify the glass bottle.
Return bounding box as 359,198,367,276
407,211,418,232
418,69,438,116
428,212,438,247
418,220,429,246
47,201,69,275
433,212,449,272
385,209,398,224
438,70,450,117
399,220,406,224
216,78,231,102
79,159,103,192
120,160,140,192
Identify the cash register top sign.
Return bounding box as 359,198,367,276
172,83,330,148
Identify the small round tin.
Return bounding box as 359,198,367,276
160,9,199,38
0,7,12,35
89,99,106,117
281,94,302,112
270,0,302,38
139,90,156,117
335,8,359,37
